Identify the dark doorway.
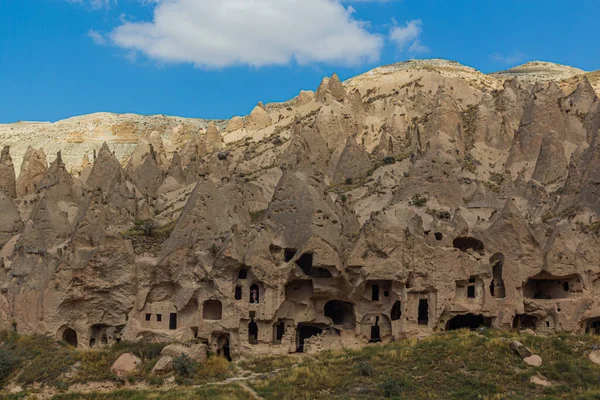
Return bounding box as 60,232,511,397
324,300,355,327
435,232,443,241
446,314,489,330
248,321,258,344
453,237,484,253
369,316,381,343
284,248,297,262
391,301,402,321
372,284,380,301
235,286,242,300
250,284,260,304
89,338,96,348
296,324,323,353
217,335,232,361
296,253,332,278
418,299,429,325
62,328,78,347
238,268,248,279
467,277,476,298
490,253,506,298
273,320,285,344
169,313,177,330
513,314,537,330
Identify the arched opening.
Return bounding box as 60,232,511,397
369,316,381,343
418,299,429,325
62,328,78,347
523,272,581,299
234,286,242,300
324,300,355,327
89,338,96,348
249,284,260,304
453,237,484,254
248,321,258,344
284,248,297,262
513,314,537,330
238,268,248,280
490,253,505,298
296,253,332,278
216,334,232,361
203,300,223,320
391,301,402,321
296,323,323,353
584,318,600,335
273,320,285,344
446,314,491,330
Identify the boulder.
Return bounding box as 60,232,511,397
523,355,543,367
160,343,207,363
152,356,173,373
509,341,532,359
588,350,600,365
111,352,142,376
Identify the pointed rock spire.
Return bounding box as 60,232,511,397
245,105,272,131
205,121,224,152
0,146,16,199
16,146,47,197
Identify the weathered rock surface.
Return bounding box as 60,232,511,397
111,352,142,376
1,58,600,362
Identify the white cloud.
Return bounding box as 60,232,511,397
87,29,107,45
489,50,525,65
107,0,383,68
389,19,428,54
67,0,116,9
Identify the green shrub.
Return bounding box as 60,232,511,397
345,177,353,185
383,156,396,165
133,219,157,237
408,194,428,207
0,348,16,384
380,377,408,397
173,354,196,377
355,361,373,376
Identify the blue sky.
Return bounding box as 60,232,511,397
0,0,598,123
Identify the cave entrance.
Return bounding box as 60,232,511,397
391,301,402,321
490,253,506,298
324,300,355,327
369,316,381,343
169,313,177,330
235,286,242,300
512,314,537,330
62,328,78,347
585,318,600,335
446,314,490,331
296,253,332,278
523,272,581,299
216,334,232,362
453,237,485,254
372,284,380,301
418,299,429,325
284,248,297,262
248,321,258,345
273,320,285,344
296,324,323,353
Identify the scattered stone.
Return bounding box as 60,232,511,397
111,352,142,376
530,374,552,387
510,341,533,359
152,355,174,373
588,350,600,365
161,343,207,363
523,355,543,367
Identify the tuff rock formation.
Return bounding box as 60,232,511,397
1,59,600,361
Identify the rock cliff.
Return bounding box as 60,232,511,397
1,59,600,360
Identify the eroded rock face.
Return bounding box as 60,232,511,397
1,59,600,361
